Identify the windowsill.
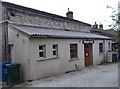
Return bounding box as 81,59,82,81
99,53,103,55
37,56,59,61
69,58,79,62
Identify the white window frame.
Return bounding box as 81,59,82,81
52,44,58,57
39,45,46,58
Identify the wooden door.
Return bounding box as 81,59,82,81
84,44,91,67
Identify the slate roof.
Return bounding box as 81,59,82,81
9,23,111,40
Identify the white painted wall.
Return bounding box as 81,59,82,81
104,40,112,62
93,40,112,65
29,38,85,80
8,26,31,81
92,40,104,65
8,27,111,80
29,38,111,80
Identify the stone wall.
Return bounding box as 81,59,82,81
65,20,91,32
7,8,91,32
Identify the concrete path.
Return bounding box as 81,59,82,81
29,63,118,87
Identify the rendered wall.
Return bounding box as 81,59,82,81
93,40,112,64
29,38,110,80
29,38,85,80
8,26,111,80
8,26,31,81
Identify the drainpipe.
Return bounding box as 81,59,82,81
2,21,9,61
103,39,106,63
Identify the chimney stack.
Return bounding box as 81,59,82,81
93,22,98,29
99,24,103,30
66,8,73,19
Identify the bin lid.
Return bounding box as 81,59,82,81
0,62,11,67
6,63,21,68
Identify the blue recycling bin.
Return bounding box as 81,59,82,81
0,62,11,82
112,53,118,62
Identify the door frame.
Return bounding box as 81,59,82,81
84,43,93,67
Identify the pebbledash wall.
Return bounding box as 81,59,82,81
0,1,91,61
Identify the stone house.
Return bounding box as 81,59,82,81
0,1,112,81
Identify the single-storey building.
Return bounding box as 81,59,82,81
8,22,111,81
0,1,112,81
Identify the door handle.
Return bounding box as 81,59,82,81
85,53,89,57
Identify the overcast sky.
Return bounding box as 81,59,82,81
3,0,120,29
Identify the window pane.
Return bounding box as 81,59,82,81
108,42,110,50
39,45,46,58
39,52,44,57
53,44,58,56
70,54,74,59
70,44,78,59
53,51,56,55
53,45,56,49
99,43,103,53
70,53,77,59
70,44,77,48
39,46,43,50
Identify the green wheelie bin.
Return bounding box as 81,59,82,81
6,63,21,87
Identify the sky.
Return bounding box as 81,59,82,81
2,0,120,29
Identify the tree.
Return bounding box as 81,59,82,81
107,3,120,44
117,30,120,44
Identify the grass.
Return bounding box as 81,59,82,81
13,82,28,87
1,82,29,88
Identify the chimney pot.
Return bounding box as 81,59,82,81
68,8,69,12
99,24,103,30
93,22,98,29
66,8,73,19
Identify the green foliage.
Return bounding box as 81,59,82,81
107,4,120,44
107,5,119,30
117,30,120,44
